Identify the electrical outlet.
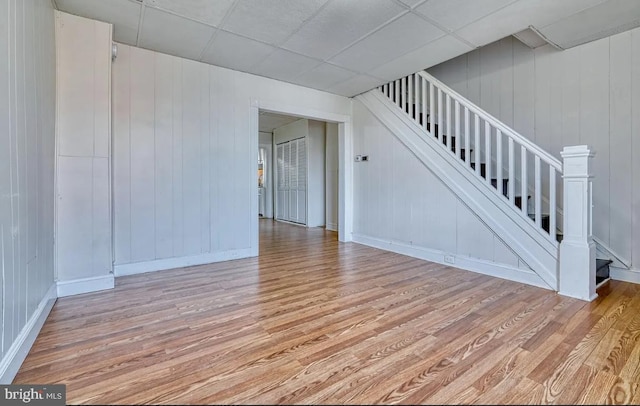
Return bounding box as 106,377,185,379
444,255,455,264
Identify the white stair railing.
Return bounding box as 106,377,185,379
379,71,562,244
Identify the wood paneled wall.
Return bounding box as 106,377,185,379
352,100,531,276
428,29,640,273
0,0,56,361
112,44,351,271
54,12,112,286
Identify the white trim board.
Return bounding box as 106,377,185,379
326,222,338,232
57,274,115,297
0,283,57,384
114,248,253,277
610,266,640,285
352,234,551,291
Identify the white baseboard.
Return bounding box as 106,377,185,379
57,274,115,297
326,222,338,232
0,283,57,384
114,248,253,277
610,266,640,285
352,234,552,290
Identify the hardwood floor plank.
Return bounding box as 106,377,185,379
12,220,640,404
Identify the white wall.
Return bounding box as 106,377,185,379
325,123,339,231
112,44,351,274
308,120,326,227
428,29,640,276
54,11,113,295
0,0,56,382
352,99,535,277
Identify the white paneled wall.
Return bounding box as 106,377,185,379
352,100,536,281
55,12,113,295
112,44,351,274
428,29,640,275
0,0,56,382
308,120,326,228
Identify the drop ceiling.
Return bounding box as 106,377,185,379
258,111,301,133
53,0,640,97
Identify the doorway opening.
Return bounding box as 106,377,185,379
257,111,339,230
251,102,352,255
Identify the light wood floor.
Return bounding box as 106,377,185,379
15,220,640,404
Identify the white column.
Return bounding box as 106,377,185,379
559,145,596,301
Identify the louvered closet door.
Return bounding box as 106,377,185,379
275,137,307,225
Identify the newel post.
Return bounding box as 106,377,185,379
559,145,596,301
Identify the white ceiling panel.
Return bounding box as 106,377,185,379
56,0,141,44
282,0,406,60
201,30,276,73
253,49,322,83
139,7,216,61
292,63,358,91
371,35,473,81
415,0,517,32
327,74,384,97
537,0,640,49
397,0,427,8
143,0,236,28
454,0,608,48
221,0,330,46
55,0,640,97
259,112,301,133
329,13,445,73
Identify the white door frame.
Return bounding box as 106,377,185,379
250,99,353,255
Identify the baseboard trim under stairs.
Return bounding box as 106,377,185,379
353,234,551,290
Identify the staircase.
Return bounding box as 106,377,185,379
361,70,612,292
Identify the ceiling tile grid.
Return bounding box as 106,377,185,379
138,6,217,61
54,0,640,97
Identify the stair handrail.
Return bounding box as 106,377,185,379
417,71,562,172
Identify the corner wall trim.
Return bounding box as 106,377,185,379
0,283,57,384
113,248,254,277
56,274,115,297
352,234,551,290
326,222,338,232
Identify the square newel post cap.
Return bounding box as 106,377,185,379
561,145,594,178
560,145,594,158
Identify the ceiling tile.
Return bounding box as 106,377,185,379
56,0,141,44
143,0,236,27
221,0,330,45
370,35,473,80
201,30,276,72
259,112,301,133
327,74,384,97
397,0,427,8
454,0,608,48
329,13,445,73
253,49,322,83
282,0,406,60
415,0,517,32
537,0,640,49
139,7,216,61
292,63,358,90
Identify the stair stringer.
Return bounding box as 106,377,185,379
357,90,559,290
